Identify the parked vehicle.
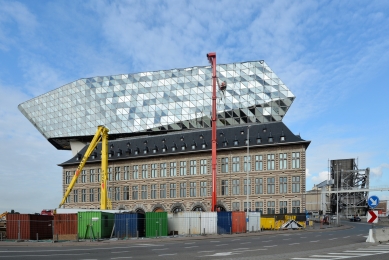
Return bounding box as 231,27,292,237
349,216,361,222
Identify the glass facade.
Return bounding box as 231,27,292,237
18,61,295,150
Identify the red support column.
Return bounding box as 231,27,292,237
207,52,217,212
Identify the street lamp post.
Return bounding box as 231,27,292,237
335,163,341,226
246,125,250,232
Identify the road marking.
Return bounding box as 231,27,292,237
310,240,319,243
240,242,251,244
111,257,132,259
198,251,214,253
300,237,307,238
232,239,240,241
184,246,198,248
328,238,338,240
262,240,272,242
152,248,168,251
264,245,277,247
210,240,220,242
233,248,249,250
185,242,196,244
158,253,177,256
289,243,300,245
112,251,129,253
215,244,228,247
0,253,91,258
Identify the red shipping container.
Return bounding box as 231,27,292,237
7,214,54,240
53,214,78,240
232,211,246,233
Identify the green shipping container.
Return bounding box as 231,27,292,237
78,211,114,239
145,212,168,237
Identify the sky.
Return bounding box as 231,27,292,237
0,0,388,213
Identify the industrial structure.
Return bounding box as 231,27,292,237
19,57,310,213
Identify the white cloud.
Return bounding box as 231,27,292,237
371,163,389,178
306,168,311,178
311,171,330,184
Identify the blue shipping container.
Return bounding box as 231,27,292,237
114,213,145,238
217,212,232,234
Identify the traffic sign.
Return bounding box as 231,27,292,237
368,195,380,209
367,210,378,223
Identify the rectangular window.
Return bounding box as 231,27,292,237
151,184,157,199
180,161,187,176
280,201,287,214
89,188,94,202
141,185,147,199
133,165,139,179
108,167,113,181
123,186,130,200
244,156,251,172
244,202,252,212
244,178,251,195
292,152,300,168
170,183,176,198
255,155,263,171
160,163,167,177
255,178,263,194
292,200,300,213
232,157,240,172
151,164,157,178
221,180,229,195
267,154,275,170
115,187,120,201
115,167,120,181
267,177,275,194
124,166,129,180
200,181,207,196
65,171,71,184
232,202,240,211
292,176,301,193
81,170,86,183
81,189,86,202
160,184,166,199
279,153,287,170
142,164,148,179
89,169,95,183
267,201,275,214
170,162,177,177
97,168,101,182
108,187,112,200
221,157,229,173
190,182,197,197
190,160,197,175
280,177,287,194
180,182,187,197
132,186,138,200
73,190,78,203
232,179,240,195
200,159,207,174
255,201,263,213
97,188,101,202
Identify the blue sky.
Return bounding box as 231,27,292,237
0,0,388,213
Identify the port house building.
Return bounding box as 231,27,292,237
18,60,310,213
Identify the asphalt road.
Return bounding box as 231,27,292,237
0,221,388,260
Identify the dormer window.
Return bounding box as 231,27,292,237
143,147,149,154
109,150,114,158
76,153,82,161
172,142,177,152
117,149,122,157
222,138,228,147
134,147,139,155
152,145,158,153
245,139,249,145
181,143,186,151
91,152,97,159
256,137,262,144
126,148,132,155
233,136,239,146
268,132,273,143
162,145,167,153
280,130,285,142
201,141,207,149
191,140,196,150
263,128,267,133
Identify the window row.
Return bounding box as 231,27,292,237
234,200,301,214
221,152,301,173
221,176,301,195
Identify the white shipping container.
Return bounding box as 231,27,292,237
247,212,261,232
174,212,201,235
167,213,176,235
200,212,217,235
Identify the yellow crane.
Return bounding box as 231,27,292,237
59,125,111,210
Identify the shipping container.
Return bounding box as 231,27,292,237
261,217,275,230
145,212,168,237
231,211,246,233
247,212,261,232
217,211,231,234
200,212,217,235
114,213,145,238
78,211,114,239
53,213,78,241
167,213,176,235
7,214,54,240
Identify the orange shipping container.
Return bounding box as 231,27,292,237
54,214,78,240
231,211,246,233
7,214,53,240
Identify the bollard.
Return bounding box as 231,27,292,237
252,226,254,232
137,230,139,239
36,233,39,241
189,228,191,237
203,228,205,236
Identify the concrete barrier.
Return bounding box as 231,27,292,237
366,227,389,243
